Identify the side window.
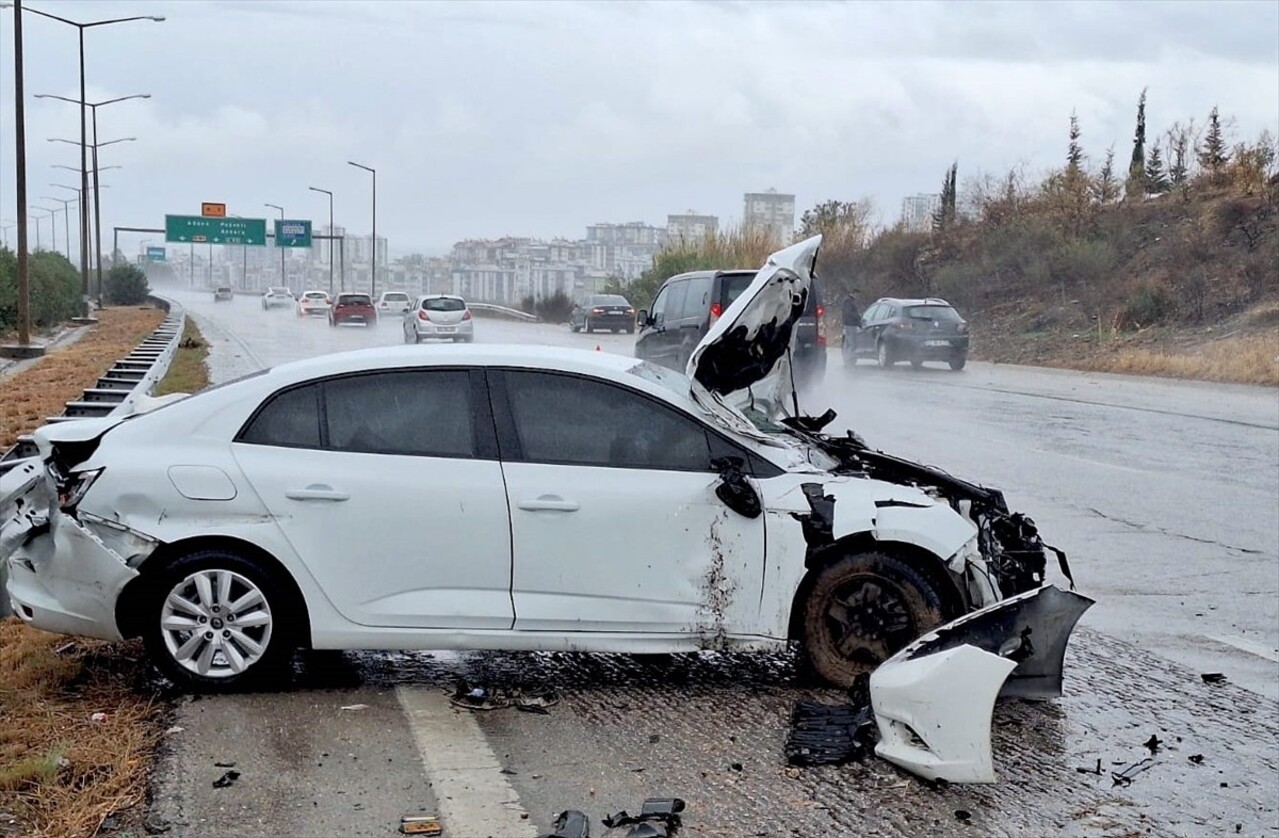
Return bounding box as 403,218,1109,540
324,370,474,457
866,303,885,322
239,383,322,449
663,281,689,324
504,371,712,472
649,286,669,323
682,276,713,319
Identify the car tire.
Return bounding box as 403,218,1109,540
910,358,923,369
626,326,635,335
800,550,947,688
876,340,894,368
949,354,967,371
570,320,580,333
142,548,298,692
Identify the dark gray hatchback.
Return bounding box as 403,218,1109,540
842,297,970,371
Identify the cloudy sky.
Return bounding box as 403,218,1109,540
1,0,1276,257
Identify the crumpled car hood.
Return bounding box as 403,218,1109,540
687,235,820,434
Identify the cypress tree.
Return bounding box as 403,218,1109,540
1198,106,1230,174
1145,146,1170,193
1126,88,1148,198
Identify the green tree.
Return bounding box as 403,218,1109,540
1168,127,1191,186
1066,111,1085,179
1145,146,1170,194
797,199,873,239
104,263,151,305
932,162,958,230
1094,145,1120,203
1126,88,1148,199
1197,106,1230,178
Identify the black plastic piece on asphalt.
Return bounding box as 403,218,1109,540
1110,758,1154,788
1075,758,1103,775
955,810,972,822
1143,734,1162,754
1188,754,1205,764
602,798,686,834
211,770,240,788
1201,672,1227,684
544,809,590,838
784,674,876,766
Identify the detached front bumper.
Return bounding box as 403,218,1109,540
869,585,1094,783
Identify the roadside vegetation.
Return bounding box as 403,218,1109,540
0,248,83,335
624,97,1278,386
0,311,209,837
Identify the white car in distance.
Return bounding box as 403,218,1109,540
377,291,413,319
403,294,474,343
297,291,331,317
261,287,294,310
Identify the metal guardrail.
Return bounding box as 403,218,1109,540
467,302,540,322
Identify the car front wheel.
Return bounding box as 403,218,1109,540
877,340,894,368
949,354,967,371
800,550,947,688
143,549,296,691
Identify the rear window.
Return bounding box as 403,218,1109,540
423,297,465,312
905,305,961,321
339,295,372,305
303,292,327,300
719,274,754,308
592,295,630,306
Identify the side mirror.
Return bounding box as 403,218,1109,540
637,310,649,327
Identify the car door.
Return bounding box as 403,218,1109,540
857,303,884,355
493,369,766,637
231,368,514,630
635,285,670,364
678,276,714,363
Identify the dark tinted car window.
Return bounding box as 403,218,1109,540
338,295,372,306
905,305,961,321
240,384,322,448
504,371,711,471
663,281,689,323
720,273,753,308
423,297,465,312
593,295,630,306
682,276,713,319
325,370,473,457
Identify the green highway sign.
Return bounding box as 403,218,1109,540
274,219,313,248
165,215,267,245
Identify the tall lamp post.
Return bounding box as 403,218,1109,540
34,206,59,253
308,187,334,296
28,213,45,252
52,182,107,267
39,94,149,306
16,5,163,315
42,195,77,261
50,135,135,305
265,203,285,289
347,161,376,297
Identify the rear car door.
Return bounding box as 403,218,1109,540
231,368,514,629
493,369,766,637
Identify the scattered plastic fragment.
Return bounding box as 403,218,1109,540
1111,758,1153,788
212,770,240,789
90,712,108,723
602,797,685,836
729,763,743,772
784,676,877,767
1189,754,1204,764
1201,673,1227,684
399,809,443,835
1075,758,1103,775
165,726,184,735
955,810,972,822
1143,734,1162,754
543,809,590,838
214,761,236,768
340,703,369,711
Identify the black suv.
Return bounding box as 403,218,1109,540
842,297,969,371
635,269,827,386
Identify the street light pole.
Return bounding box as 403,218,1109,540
308,186,334,296
42,195,77,261
347,161,376,297
265,203,285,289
10,0,32,347
16,7,163,316
35,206,58,252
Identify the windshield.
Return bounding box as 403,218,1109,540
906,305,961,321
424,297,465,312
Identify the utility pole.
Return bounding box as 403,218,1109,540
10,0,33,349
308,186,334,296
347,161,376,297
265,203,285,289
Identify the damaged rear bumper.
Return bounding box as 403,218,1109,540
869,585,1094,783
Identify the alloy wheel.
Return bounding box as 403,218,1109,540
160,569,273,679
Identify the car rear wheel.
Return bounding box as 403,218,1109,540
950,354,967,371
800,550,947,688
877,340,894,368
143,549,297,692
570,320,580,333
910,358,923,369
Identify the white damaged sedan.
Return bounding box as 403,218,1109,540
2,236,1088,780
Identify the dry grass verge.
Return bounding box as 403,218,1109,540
0,627,163,838
1061,333,1279,386
0,307,165,449
2,306,172,837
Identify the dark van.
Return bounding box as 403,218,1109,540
635,269,826,386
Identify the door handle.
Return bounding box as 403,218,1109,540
285,484,350,502
518,495,580,512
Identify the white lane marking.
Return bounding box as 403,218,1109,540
1206,634,1279,663
395,685,537,837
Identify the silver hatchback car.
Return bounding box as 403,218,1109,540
403,294,474,343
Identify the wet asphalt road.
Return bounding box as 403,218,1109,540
145,285,1278,837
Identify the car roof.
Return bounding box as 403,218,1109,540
417,294,465,301
665,269,756,283
271,344,639,382
874,297,954,307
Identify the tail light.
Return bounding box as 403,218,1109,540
58,467,104,513
957,321,969,334
462,310,472,321
591,307,604,315
626,308,635,315
709,302,723,326
894,320,912,330
418,310,431,321
816,304,826,346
